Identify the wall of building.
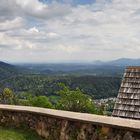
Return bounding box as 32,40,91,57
0,105,140,140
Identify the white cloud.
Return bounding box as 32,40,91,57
15,0,49,18
0,17,24,31
0,0,71,20
1,0,140,62
28,27,39,34
46,32,60,39
0,32,36,50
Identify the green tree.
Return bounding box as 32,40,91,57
29,96,53,108
0,88,15,104
16,92,33,106
56,83,98,114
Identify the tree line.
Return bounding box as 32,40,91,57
0,75,121,99
0,83,105,115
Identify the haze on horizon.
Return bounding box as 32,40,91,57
0,0,140,63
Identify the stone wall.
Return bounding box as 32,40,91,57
0,105,140,140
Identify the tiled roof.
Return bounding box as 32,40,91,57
112,66,140,119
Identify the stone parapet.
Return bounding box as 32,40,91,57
0,105,140,140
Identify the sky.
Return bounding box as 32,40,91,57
0,0,140,63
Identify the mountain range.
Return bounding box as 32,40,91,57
93,58,140,66
0,58,140,79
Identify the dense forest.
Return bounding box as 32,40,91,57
0,75,121,99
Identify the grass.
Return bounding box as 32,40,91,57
0,126,44,140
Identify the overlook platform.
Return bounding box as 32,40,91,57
0,105,140,140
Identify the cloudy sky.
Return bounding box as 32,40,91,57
0,0,140,63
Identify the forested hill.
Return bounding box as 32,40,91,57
0,61,122,99
0,61,20,80
0,75,121,99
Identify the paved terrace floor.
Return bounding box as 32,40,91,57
0,104,140,132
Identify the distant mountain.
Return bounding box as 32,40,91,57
103,58,140,66
0,61,20,80
1,58,139,79
92,58,140,66
0,61,14,68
